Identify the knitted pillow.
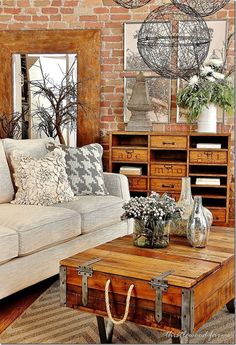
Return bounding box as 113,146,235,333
10,148,75,206
46,142,108,196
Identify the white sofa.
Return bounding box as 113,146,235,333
0,138,131,300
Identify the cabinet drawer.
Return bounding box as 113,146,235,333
151,178,182,192
209,208,226,223
128,177,147,191
151,164,187,177
151,136,187,149
189,151,227,164
112,148,148,162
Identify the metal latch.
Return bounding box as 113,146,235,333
150,270,174,323
77,257,101,306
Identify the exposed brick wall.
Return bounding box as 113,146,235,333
0,0,234,223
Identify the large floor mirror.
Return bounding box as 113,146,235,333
0,30,101,146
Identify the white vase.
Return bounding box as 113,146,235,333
197,103,217,133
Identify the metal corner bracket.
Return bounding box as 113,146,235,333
60,265,67,306
150,270,175,323
181,288,195,334
77,257,102,306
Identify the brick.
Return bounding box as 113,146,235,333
51,0,62,5
64,0,79,6
110,14,131,20
50,14,62,21
17,0,30,5
3,0,15,5
94,7,109,14
4,8,21,14
32,15,48,21
15,14,36,22
101,65,113,72
79,15,97,21
42,8,59,14
103,35,122,42
110,7,128,13
0,14,12,21
33,0,50,6
60,8,74,14
27,23,48,29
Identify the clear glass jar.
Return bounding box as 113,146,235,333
187,196,210,248
133,219,170,248
170,177,213,236
170,177,193,236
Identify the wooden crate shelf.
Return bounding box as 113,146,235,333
109,132,231,226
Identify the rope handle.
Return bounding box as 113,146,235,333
105,279,134,325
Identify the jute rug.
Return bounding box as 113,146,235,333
0,281,234,344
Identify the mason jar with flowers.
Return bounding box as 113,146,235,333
121,192,182,248
177,57,234,132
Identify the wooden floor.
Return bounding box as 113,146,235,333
0,275,58,334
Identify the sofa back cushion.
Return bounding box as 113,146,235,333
0,140,14,203
3,138,54,165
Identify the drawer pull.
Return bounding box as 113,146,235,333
125,150,134,154
162,184,175,188
162,142,176,145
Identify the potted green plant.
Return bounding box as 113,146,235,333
121,192,182,248
177,34,234,132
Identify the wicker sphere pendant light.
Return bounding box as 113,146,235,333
172,0,230,17
113,0,152,9
137,3,211,80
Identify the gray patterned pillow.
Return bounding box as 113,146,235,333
10,148,75,206
46,142,108,196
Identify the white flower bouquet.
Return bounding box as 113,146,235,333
122,192,182,248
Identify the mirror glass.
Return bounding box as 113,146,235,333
12,53,77,146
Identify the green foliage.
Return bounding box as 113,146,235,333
177,32,234,123
177,76,234,122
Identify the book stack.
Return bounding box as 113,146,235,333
196,143,222,149
119,166,142,176
196,178,221,186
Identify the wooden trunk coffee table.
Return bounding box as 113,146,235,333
60,227,234,344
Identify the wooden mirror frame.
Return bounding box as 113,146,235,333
0,30,101,146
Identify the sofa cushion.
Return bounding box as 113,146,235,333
3,138,54,161
53,195,124,234
47,142,108,196
0,204,81,256
0,140,15,203
10,148,75,206
0,226,18,264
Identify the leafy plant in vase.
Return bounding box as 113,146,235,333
177,34,234,133
121,192,182,248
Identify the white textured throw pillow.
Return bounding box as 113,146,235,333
10,148,75,206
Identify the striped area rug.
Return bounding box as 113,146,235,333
0,281,234,344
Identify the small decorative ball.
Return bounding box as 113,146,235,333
113,0,151,9
172,0,230,17
137,4,211,79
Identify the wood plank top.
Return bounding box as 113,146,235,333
61,227,234,289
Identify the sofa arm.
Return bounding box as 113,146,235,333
103,173,130,202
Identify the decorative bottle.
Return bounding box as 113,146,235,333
170,177,193,236
187,196,210,248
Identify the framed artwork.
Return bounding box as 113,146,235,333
124,22,150,71
206,19,228,61
124,76,171,124
177,19,228,124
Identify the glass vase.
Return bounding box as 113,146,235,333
170,177,213,236
133,219,170,248
187,196,210,248
170,177,193,236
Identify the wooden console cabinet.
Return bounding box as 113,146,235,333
109,132,231,226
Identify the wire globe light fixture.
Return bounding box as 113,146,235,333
137,3,211,80
171,0,230,17
113,0,152,9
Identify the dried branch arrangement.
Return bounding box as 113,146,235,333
30,58,85,145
